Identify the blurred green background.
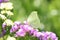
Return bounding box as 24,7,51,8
10,0,60,39
0,0,60,40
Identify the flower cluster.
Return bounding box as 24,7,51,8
10,21,33,37
0,0,13,20
9,21,58,40
0,14,7,20
2,19,13,28
0,0,14,36
0,0,14,27
0,2,13,16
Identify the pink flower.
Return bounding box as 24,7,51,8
20,24,33,32
10,25,19,33
15,29,26,37
2,22,6,28
49,32,58,40
14,21,21,26
0,0,9,3
29,29,38,35
0,0,2,3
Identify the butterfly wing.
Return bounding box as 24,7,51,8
27,11,41,28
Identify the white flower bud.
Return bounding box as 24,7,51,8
6,11,13,16
7,36,16,40
5,19,13,26
5,2,13,10
0,3,6,9
0,14,7,20
1,10,13,16
1,10,6,14
0,2,13,10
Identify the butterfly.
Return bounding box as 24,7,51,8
27,11,44,30
27,11,40,28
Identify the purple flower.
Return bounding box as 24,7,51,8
15,29,26,37
2,30,6,35
19,24,23,28
3,0,9,2
49,32,58,40
0,30,6,37
0,0,2,3
20,24,33,32
35,32,44,38
39,32,50,40
2,22,6,29
9,21,58,40
29,29,38,36
10,25,19,33
39,32,58,40
10,21,21,33
14,21,21,26
4,0,9,2
0,0,9,3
